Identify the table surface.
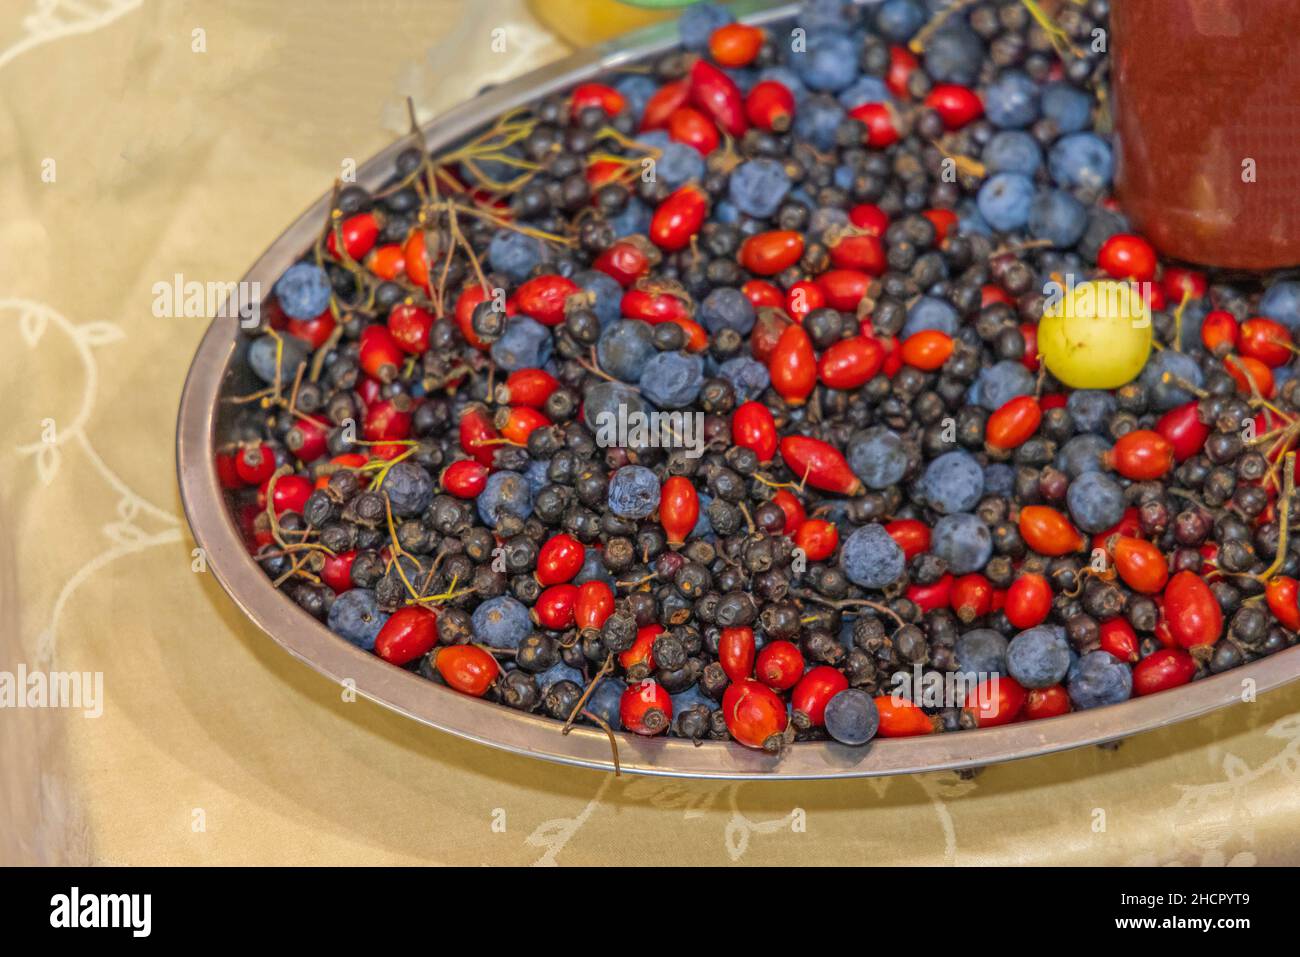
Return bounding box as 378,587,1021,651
2,0,1298,866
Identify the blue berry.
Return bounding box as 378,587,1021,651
692,491,714,539
955,628,1009,679
1067,650,1132,709
923,25,984,85
824,689,880,746
471,595,532,649
984,70,1040,129
487,229,544,280
583,380,651,432
639,351,705,408
1066,390,1116,434
792,32,858,92
923,450,984,515
718,356,770,403
1055,433,1112,478
607,197,652,239
700,287,756,336
970,359,1035,411
902,295,960,337
983,463,1015,497
757,66,807,102
247,333,309,387
586,677,625,729
274,262,331,321
1067,470,1125,533
537,661,584,693
1047,132,1114,190
1006,626,1071,689
597,320,656,383
958,199,993,236
573,269,622,327
477,470,534,527
574,547,614,586
671,684,714,715
1139,348,1203,410
1260,280,1300,330
1041,82,1093,134
1028,189,1087,247
614,74,658,122
841,523,906,589
848,427,909,490
678,1,732,51
729,159,792,218
875,0,926,42
792,94,846,150
982,131,1043,176
383,460,434,517
327,588,389,650
608,465,661,519
837,76,893,109
977,172,1035,232
525,457,551,495
658,142,706,189
931,513,993,574
490,316,553,372
809,206,850,235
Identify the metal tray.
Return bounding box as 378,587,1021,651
176,0,1300,779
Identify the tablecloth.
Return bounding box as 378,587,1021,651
2,0,1299,867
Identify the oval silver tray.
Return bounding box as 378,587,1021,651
177,0,1299,778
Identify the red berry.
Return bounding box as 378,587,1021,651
722,679,789,751
849,101,901,148
875,696,936,737
899,330,954,370
650,184,709,251
436,645,497,697
441,459,489,499
791,665,849,728
708,22,764,67
1200,309,1239,356
500,368,559,409
621,679,672,736
818,335,885,390
375,606,438,666
730,400,778,462
1098,233,1158,282
327,211,379,261
387,303,434,354
885,518,931,560
768,323,817,405
1132,648,1196,696
688,59,747,138
536,534,585,586
570,82,624,118
1155,401,1210,462
235,443,276,485
660,475,700,546
719,626,757,683
1005,573,1052,629
780,435,863,495
286,417,328,464
667,105,720,154
515,274,579,326
1099,617,1139,663
1163,571,1223,650
641,79,689,131
770,489,806,534
908,574,953,613
795,519,839,562
985,395,1042,451
744,79,795,131
1018,506,1085,556
1110,536,1169,594
826,231,886,274
755,640,804,691
321,549,357,594
1023,685,1071,720
575,581,615,632
923,84,984,128
738,230,804,275
1106,429,1175,480
359,325,405,382
964,675,1027,727
951,573,993,623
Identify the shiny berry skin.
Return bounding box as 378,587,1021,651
1097,233,1158,282
688,59,747,137
441,459,489,499
1019,322,1040,372
965,675,1027,727
849,101,901,148
794,519,839,562
1110,536,1168,594
730,400,778,461
1226,354,1274,397
1163,570,1223,650
771,489,806,534
719,626,756,683
818,336,885,390
575,581,615,632
641,78,689,130
1155,402,1210,462
287,310,336,350
650,183,709,251
908,574,952,613
594,239,654,286
744,79,795,132
885,518,930,560
436,645,498,697
1099,617,1139,663
536,533,585,586
1163,267,1207,302
534,584,578,630
1200,309,1239,356
739,230,804,275
621,287,692,325
620,624,661,671
264,474,312,516
459,406,499,467
708,22,764,67
320,549,357,594
922,208,958,243
886,44,917,98
817,268,871,310
874,696,936,737
791,665,849,728
899,330,954,370
1019,505,1085,556
327,211,379,261
722,679,789,751
235,443,276,486
501,368,559,408
403,229,432,291
1023,685,1071,720
515,274,579,326
848,203,889,235
786,279,825,322
827,231,886,274
951,573,993,623
286,417,327,463
359,325,404,381
570,82,625,118
923,84,984,129
454,284,494,350
667,105,720,154
660,475,700,545
768,323,817,405
387,303,434,354
755,640,803,691
375,606,439,666
1005,573,1052,629
621,679,672,736
985,395,1042,450
1132,648,1196,696
780,435,863,495
742,279,784,309
363,399,413,444
1266,576,1300,631
497,406,549,446
1238,317,1292,367
1106,429,1175,480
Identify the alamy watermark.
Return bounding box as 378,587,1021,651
1043,273,1153,326
152,273,261,327
0,665,103,718
891,665,996,711
593,403,706,459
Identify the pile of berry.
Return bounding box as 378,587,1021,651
218,0,1300,756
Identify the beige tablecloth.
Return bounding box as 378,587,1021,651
2,0,1299,866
